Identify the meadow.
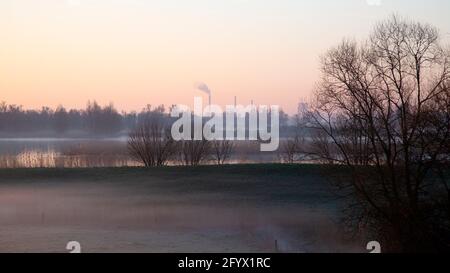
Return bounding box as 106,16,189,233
0,164,364,253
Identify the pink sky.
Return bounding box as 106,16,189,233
1,0,449,114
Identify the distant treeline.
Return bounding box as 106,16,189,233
0,101,296,137
0,101,143,137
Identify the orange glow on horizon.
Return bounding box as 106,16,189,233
1,0,449,114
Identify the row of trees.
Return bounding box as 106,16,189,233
0,101,294,137
127,107,235,167
0,101,127,135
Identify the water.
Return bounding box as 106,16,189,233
0,138,282,168
0,138,138,168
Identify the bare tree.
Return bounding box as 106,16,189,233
179,140,211,166
279,137,301,164
305,15,450,252
212,140,234,165
128,109,177,167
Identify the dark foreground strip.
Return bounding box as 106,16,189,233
0,253,444,272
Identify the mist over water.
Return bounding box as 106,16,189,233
0,138,135,168
0,138,285,168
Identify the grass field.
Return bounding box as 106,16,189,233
0,164,364,253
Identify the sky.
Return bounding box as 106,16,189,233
1,0,450,114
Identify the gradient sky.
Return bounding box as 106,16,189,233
1,0,449,114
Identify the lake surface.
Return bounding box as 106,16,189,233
0,138,281,168
0,138,135,168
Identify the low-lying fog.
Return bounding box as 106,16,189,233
0,168,364,253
